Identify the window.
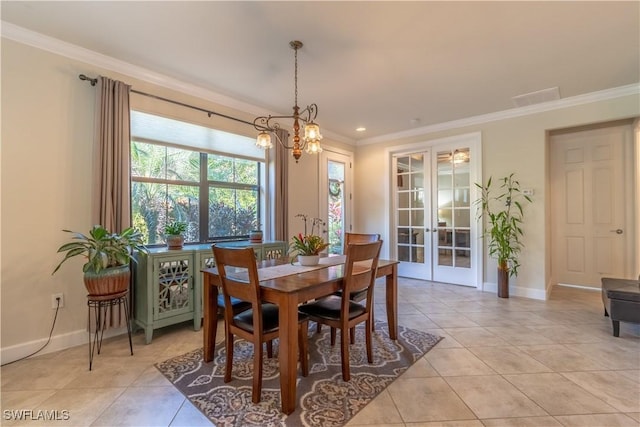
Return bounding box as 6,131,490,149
130,111,266,246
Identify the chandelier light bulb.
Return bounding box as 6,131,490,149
256,131,273,149
305,140,323,154
304,122,322,141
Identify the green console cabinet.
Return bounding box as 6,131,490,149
134,241,286,343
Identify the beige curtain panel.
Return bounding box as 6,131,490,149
92,76,132,233
274,128,289,241
91,76,132,329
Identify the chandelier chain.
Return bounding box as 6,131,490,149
294,45,298,107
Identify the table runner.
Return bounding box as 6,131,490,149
257,254,346,281
215,255,346,282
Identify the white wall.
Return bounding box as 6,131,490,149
355,94,640,299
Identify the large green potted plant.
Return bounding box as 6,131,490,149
164,220,187,249
475,174,532,298
52,225,146,296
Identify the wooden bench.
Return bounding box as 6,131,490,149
601,277,640,337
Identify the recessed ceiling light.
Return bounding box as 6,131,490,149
356,127,366,132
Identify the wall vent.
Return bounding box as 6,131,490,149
512,87,561,107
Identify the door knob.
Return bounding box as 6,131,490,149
610,229,623,234
425,228,430,232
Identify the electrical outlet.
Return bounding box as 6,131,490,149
52,293,64,309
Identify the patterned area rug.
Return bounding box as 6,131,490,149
156,322,442,427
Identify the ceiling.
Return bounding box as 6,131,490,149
2,1,638,144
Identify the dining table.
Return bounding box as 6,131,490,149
201,255,399,415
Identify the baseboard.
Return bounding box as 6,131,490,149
1,327,128,365
556,282,601,292
482,282,547,300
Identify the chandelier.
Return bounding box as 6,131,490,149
253,40,322,162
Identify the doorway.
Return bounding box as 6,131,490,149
319,149,353,254
550,120,636,288
390,133,482,287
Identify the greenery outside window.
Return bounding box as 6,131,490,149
130,111,265,246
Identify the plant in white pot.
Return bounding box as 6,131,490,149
164,220,187,249
289,214,328,266
475,174,532,298
52,225,146,296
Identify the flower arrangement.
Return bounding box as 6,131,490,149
289,214,329,257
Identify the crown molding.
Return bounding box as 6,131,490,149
357,83,640,146
1,22,269,117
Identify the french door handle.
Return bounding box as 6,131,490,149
610,229,623,234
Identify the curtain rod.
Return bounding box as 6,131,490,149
78,74,259,128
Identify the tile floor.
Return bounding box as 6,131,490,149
2,280,639,426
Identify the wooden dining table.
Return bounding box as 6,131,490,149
201,256,399,415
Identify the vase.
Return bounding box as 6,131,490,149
83,265,130,296
298,255,320,266
249,230,263,243
166,234,184,249
497,265,509,298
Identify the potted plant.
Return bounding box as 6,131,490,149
164,220,187,249
249,221,263,243
52,225,146,296
475,174,532,298
289,214,329,266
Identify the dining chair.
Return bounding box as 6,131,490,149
212,246,309,403
298,240,382,381
317,232,381,338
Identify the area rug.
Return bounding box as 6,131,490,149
156,322,442,427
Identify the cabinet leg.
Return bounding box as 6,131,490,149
145,327,153,344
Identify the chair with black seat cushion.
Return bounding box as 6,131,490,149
212,246,309,403
318,233,381,338
298,240,382,381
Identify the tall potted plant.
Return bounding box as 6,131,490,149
52,225,146,296
475,174,532,298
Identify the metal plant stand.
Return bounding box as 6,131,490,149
87,290,133,370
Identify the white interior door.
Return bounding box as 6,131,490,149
319,150,352,254
550,123,633,288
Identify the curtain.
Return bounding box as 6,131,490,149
92,76,132,232
274,129,289,241
91,76,132,328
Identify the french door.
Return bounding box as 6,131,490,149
392,135,481,287
394,153,433,277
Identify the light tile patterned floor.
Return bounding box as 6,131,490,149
2,280,639,426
